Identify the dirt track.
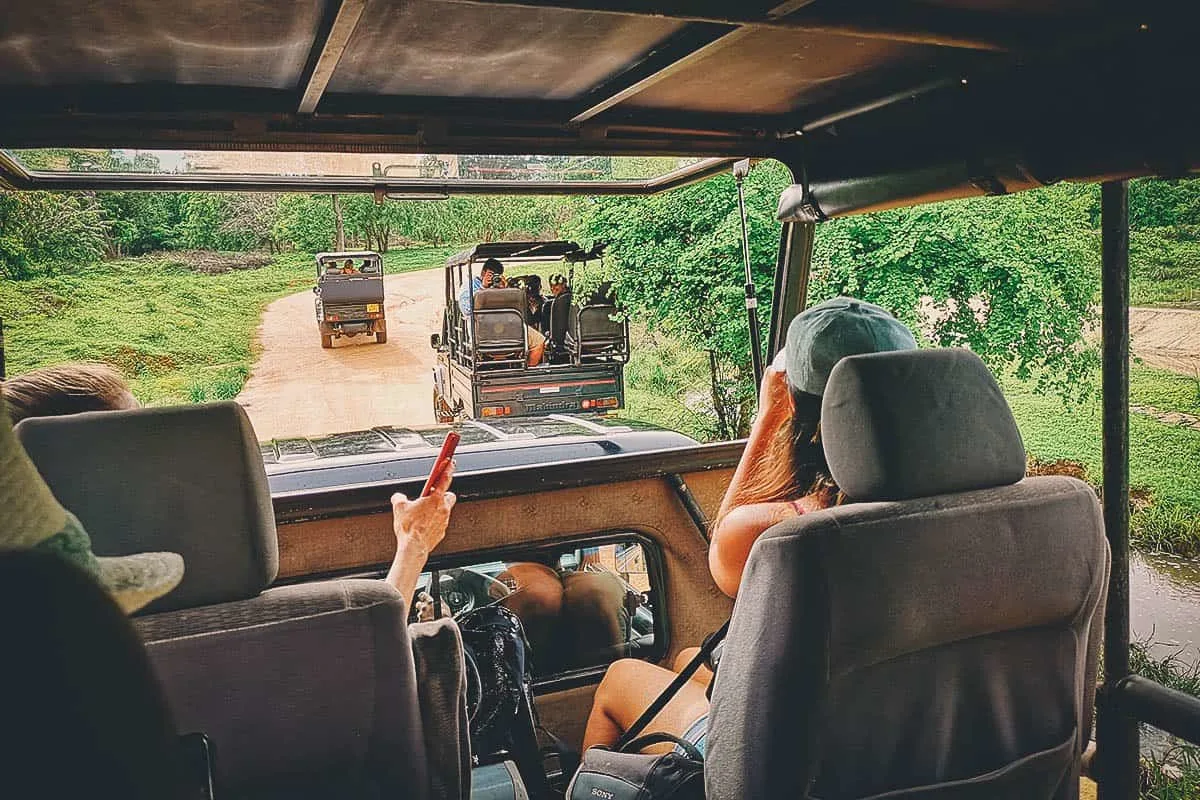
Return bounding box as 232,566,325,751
236,268,442,439
1131,306,1200,376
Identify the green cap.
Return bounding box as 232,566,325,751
780,296,918,396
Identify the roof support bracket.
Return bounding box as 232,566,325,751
298,0,369,115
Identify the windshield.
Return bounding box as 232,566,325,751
5,149,716,185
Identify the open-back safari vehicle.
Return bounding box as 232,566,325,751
432,242,628,422
0,2,1196,799
314,251,386,347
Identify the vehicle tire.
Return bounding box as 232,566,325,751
376,331,388,344
321,333,333,349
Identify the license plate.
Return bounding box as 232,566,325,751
539,386,561,394
366,304,381,312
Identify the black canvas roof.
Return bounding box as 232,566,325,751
447,241,593,267
0,1,1196,211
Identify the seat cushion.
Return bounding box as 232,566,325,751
17,402,277,614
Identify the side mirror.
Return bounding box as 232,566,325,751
430,333,442,349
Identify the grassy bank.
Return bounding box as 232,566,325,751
1132,640,1200,799
0,245,457,404
1003,364,1200,556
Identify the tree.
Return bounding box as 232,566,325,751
809,182,1100,400
569,162,789,439
274,194,336,252
0,191,108,278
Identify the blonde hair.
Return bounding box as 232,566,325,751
3,364,134,424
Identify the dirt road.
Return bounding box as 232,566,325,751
237,267,442,439
1131,306,1200,376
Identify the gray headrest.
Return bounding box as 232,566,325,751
821,349,1025,501
16,402,277,613
473,287,526,312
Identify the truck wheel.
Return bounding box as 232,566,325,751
376,331,388,344
321,333,333,349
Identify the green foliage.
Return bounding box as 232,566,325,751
0,254,312,404
811,183,1101,401
274,194,336,253
1130,640,1200,799
0,191,108,278
1003,368,1200,511
1132,500,1200,558
1131,226,1200,305
177,194,271,251
568,161,790,438
1130,178,1200,230
95,192,184,256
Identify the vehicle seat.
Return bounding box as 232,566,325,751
0,549,190,799
706,348,1109,800
472,288,529,366
16,403,461,800
565,303,627,362
546,292,573,363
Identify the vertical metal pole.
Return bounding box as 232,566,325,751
1096,180,1139,800
733,166,765,387
767,221,815,361
0,317,6,380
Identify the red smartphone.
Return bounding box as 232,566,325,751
421,431,460,497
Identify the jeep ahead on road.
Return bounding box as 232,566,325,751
432,241,629,422
314,251,386,348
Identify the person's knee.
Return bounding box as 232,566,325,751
673,647,701,673
595,658,642,704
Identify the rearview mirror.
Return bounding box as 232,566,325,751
430,333,442,348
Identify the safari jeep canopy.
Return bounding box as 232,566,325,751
1,1,1195,214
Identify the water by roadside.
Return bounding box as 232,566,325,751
1132,550,1200,660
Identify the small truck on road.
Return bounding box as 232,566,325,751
314,251,387,348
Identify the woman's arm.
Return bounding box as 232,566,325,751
709,501,801,597
386,462,457,604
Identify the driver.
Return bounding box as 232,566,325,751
341,259,356,274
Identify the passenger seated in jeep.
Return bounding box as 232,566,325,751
582,297,918,755
3,363,140,425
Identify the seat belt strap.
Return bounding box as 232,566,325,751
614,619,729,752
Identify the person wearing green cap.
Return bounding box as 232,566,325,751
580,296,917,756
0,395,184,614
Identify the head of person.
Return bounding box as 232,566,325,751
3,364,139,426
343,259,354,269
525,275,543,297
481,258,504,288
549,273,568,296
736,296,918,509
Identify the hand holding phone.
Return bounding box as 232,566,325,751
421,431,460,497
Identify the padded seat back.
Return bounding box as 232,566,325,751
566,304,627,360
17,402,276,614
472,288,528,356
547,293,572,353
706,349,1109,800
135,579,429,799
16,403,452,800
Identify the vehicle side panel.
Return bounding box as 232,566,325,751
450,361,624,417
274,465,736,750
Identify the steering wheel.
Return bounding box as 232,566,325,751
429,568,513,618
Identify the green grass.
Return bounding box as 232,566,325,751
1131,227,1200,307
0,245,457,405
381,244,463,274
1130,640,1200,799
1003,373,1200,511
